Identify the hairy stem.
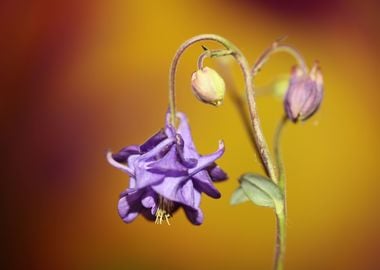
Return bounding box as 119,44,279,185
168,34,277,182
216,60,259,155
252,42,308,77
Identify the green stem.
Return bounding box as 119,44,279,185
250,40,303,270
274,209,286,270
197,49,233,70
250,40,304,269
168,34,277,182
273,115,288,270
274,115,288,190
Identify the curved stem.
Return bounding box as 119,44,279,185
197,49,233,70
168,34,277,182
216,60,259,154
197,50,211,70
252,42,308,77
273,115,288,270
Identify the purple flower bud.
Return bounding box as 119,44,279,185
191,67,226,106
284,62,324,122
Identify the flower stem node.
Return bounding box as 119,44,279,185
284,62,324,123
191,67,226,106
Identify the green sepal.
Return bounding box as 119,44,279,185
239,173,284,214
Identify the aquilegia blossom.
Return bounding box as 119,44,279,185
107,111,227,225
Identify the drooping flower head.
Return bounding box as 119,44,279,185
284,62,324,122
107,111,227,225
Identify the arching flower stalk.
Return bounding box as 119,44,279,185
107,34,323,270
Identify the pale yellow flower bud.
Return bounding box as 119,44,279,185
191,67,226,106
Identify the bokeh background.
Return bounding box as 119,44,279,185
2,0,379,269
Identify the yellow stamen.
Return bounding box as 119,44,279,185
155,208,171,225
155,196,173,225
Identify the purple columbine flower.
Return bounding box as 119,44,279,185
107,111,227,225
284,62,324,122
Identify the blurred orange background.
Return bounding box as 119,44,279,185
2,0,379,269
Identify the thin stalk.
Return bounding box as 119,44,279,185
251,42,308,76
273,115,288,270
216,59,259,155
168,34,277,182
274,115,288,190
197,49,233,70
250,40,305,270
274,209,286,270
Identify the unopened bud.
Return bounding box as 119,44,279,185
284,62,323,122
191,67,226,106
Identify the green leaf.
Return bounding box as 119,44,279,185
230,187,249,205
240,173,284,213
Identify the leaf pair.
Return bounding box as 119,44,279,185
230,173,284,214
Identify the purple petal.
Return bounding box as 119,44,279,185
287,82,307,119
180,180,195,207
118,197,139,223
128,177,137,189
141,190,158,215
184,207,204,225
165,125,177,138
192,170,221,198
188,140,225,177
134,164,165,189
152,176,206,209
112,145,140,163
207,163,228,182
151,176,202,208
118,189,143,223
183,191,203,225
141,195,155,208
140,129,167,153
285,67,307,121
132,137,175,189
299,65,324,121
299,82,318,118
107,152,134,176
176,112,199,159
137,137,175,162
151,176,185,204
146,145,188,176
126,154,139,169
175,134,198,168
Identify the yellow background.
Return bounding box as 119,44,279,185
2,0,379,269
